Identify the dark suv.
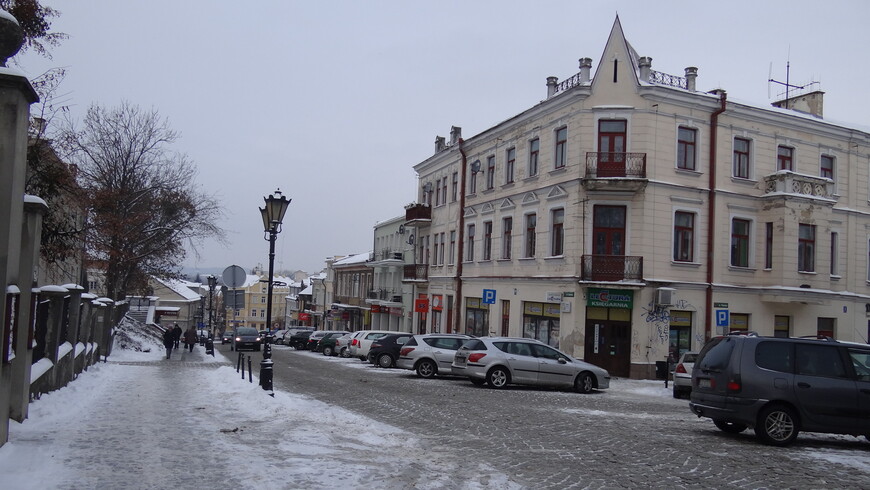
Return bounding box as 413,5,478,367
689,332,870,446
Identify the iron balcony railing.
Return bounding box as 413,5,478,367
585,152,647,178
581,255,644,282
403,264,429,282
369,250,404,262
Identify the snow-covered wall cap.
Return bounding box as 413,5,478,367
96,297,114,304
6,285,20,294
24,194,47,206
81,293,97,299
61,283,85,291
40,285,69,293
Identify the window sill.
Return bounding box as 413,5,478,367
830,274,841,281
501,182,516,190
731,176,757,185
549,167,567,175
671,261,701,268
482,188,495,195
497,258,512,262
675,168,703,176
728,265,757,272
798,271,817,275
518,257,536,261
544,255,565,260
524,174,539,182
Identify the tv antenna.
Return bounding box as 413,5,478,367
768,54,818,104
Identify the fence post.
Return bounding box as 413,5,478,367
248,356,252,383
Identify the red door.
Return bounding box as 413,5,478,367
598,120,626,177
592,205,626,281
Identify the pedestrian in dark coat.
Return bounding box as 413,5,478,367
162,326,175,359
184,326,198,353
172,324,182,349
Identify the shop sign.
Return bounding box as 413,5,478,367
390,307,403,316
414,298,429,313
545,292,562,302
299,313,311,322
586,288,633,309
542,303,561,318
371,305,381,313
432,295,443,311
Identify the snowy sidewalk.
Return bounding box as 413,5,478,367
0,343,519,490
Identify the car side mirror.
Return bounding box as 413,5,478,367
558,358,567,364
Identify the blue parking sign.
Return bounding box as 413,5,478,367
482,289,496,304
715,309,729,327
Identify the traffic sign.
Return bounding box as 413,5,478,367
715,309,729,327
482,289,496,304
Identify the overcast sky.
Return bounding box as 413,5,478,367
14,0,870,276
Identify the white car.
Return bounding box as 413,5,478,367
397,334,472,378
347,330,395,361
672,351,698,399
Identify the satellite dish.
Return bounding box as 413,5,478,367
407,234,415,245
470,160,481,173
222,265,246,288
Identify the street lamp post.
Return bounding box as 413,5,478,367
259,189,291,391
207,275,216,336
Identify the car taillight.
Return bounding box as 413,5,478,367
726,374,741,393
351,339,358,346
400,347,414,356
372,342,382,349
468,353,487,363
675,363,687,374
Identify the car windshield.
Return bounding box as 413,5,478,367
237,328,258,335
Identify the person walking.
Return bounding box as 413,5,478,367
172,323,182,350
184,326,198,353
162,325,175,359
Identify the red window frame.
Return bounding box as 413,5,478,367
731,218,750,267
677,127,697,170
820,155,834,179
799,223,815,272
733,137,750,178
505,147,516,184
551,208,564,256
502,217,512,259
525,214,537,257
673,211,695,262
777,146,794,171
529,138,540,176
554,127,567,169
483,221,493,260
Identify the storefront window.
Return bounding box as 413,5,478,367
669,310,692,359
522,302,561,348
465,297,489,337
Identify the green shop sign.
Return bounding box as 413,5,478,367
587,288,633,309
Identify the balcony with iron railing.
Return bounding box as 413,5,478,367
583,152,648,191
402,263,429,282
581,255,644,282
405,203,431,226
366,288,402,303
368,249,405,263
763,171,835,202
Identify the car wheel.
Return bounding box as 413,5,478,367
713,419,747,434
377,353,394,368
486,366,510,389
339,347,348,358
755,405,800,446
470,378,486,386
323,346,334,356
574,372,595,394
416,359,437,378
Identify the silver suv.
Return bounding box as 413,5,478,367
690,332,870,446
451,337,610,393
396,334,471,378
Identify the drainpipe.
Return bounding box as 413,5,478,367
705,90,727,341
455,138,467,334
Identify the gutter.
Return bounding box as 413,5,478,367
705,90,727,341
455,138,467,333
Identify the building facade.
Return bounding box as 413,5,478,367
366,215,415,332
409,17,870,378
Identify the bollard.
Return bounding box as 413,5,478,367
205,338,214,357
240,354,246,379
248,356,253,383
263,341,272,360
260,358,273,391
237,352,243,372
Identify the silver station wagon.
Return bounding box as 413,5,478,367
452,337,610,393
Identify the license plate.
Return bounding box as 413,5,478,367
698,378,712,389
455,356,466,365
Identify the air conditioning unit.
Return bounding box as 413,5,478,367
391,295,403,303
655,288,675,307
392,252,403,260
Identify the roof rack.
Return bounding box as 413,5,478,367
796,334,836,342
726,331,758,337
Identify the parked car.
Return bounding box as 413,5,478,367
333,333,354,358
672,351,698,399
397,334,472,378
451,337,610,393
269,330,288,344
315,331,351,355
286,330,314,349
221,331,233,344
367,333,414,368
690,332,870,446
231,327,261,352
276,327,313,346
348,330,395,361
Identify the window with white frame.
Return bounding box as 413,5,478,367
673,211,695,262
466,224,475,261
469,161,479,194
798,223,815,272
449,230,456,265
486,156,495,190
677,126,697,170
525,214,537,257
550,208,564,256
451,172,458,202
439,232,445,265
505,147,516,184
733,137,751,179
730,218,751,267
502,217,512,259
820,154,835,180
830,231,838,276
483,221,493,260
529,138,540,176
554,127,567,169
777,145,794,171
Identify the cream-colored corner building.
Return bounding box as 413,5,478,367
409,17,870,379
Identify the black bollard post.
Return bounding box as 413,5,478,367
248,356,253,383
260,358,273,391
237,352,243,372
240,354,245,379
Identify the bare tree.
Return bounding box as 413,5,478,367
0,0,66,59
58,102,225,299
